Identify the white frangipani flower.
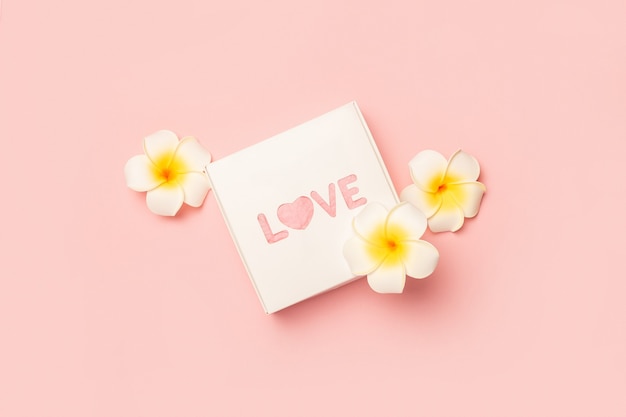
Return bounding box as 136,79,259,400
343,202,439,294
125,130,212,216
401,150,486,233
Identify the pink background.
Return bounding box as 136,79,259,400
1,0,625,415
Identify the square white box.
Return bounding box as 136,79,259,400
207,102,398,313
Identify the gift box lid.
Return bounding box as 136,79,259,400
207,102,398,313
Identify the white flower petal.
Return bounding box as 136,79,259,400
124,155,162,191
367,259,406,294
174,137,212,172
343,236,385,276
403,240,439,279
386,202,428,241
400,184,442,218
178,172,211,207
146,184,184,216
447,182,486,218
352,203,388,242
428,193,465,232
445,150,480,182
408,150,447,193
143,130,179,164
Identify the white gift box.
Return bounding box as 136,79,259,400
207,102,398,313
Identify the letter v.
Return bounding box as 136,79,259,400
310,183,337,217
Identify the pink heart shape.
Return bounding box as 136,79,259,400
277,196,314,230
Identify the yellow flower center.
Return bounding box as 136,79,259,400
365,223,409,266
424,172,467,208
161,167,173,181
150,151,188,185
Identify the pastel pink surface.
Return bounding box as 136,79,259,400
0,0,625,416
